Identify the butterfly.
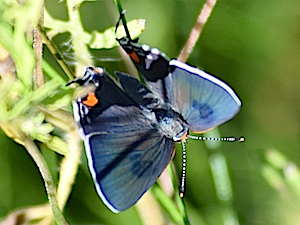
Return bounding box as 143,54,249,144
70,16,241,213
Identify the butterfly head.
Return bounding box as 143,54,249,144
67,67,105,88
67,67,107,108
153,108,188,141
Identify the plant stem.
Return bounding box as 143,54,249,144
66,0,92,76
23,136,68,225
33,1,45,88
57,129,82,210
178,0,218,62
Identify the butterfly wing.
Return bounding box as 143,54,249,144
115,71,161,108
78,104,174,212
73,69,174,212
166,60,241,133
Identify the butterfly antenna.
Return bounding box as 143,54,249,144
188,135,245,142
180,140,187,198
66,80,75,86
115,10,132,40
179,135,244,198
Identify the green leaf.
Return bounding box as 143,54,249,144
7,79,62,121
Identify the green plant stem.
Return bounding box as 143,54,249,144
167,164,190,225
151,183,183,224
66,0,92,76
115,0,129,36
114,0,141,79
23,136,68,225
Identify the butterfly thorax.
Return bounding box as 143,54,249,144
152,108,188,142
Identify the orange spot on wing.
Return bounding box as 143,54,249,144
82,92,98,107
128,51,140,63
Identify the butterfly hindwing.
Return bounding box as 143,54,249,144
82,105,174,212
166,60,241,133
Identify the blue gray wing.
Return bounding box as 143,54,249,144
166,59,241,132
81,105,174,212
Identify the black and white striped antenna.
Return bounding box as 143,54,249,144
179,135,244,198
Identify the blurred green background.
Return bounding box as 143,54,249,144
2,0,300,224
